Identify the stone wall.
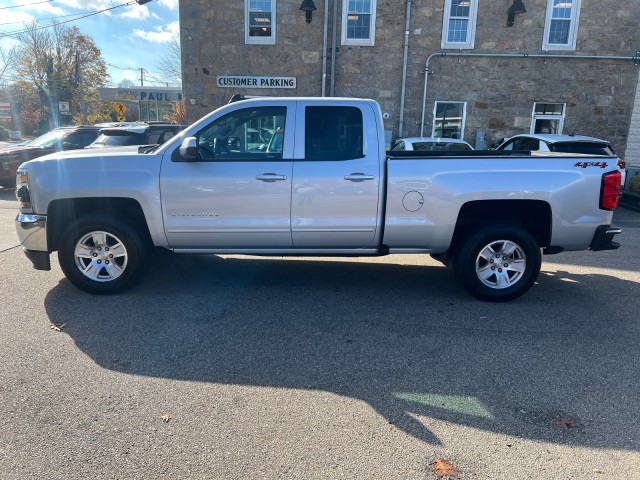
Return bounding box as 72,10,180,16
626,76,640,166
180,0,640,155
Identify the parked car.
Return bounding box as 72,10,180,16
86,123,186,149
0,125,101,188
495,134,616,156
391,137,474,151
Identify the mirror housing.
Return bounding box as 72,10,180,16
179,137,199,160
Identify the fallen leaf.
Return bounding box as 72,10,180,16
593,468,604,474
50,322,66,332
161,414,172,423
430,458,462,479
558,417,573,428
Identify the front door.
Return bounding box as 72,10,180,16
160,103,295,248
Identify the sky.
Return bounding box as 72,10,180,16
0,0,180,87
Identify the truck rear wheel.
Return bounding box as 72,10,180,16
453,225,541,302
58,215,150,294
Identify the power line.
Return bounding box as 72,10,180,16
0,11,98,27
0,1,53,10
0,1,152,39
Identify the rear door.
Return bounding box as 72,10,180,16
160,101,296,248
291,102,380,248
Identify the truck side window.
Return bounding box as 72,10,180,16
305,106,364,161
195,106,287,161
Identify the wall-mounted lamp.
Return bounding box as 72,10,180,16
507,0,526,27
300,0,317,24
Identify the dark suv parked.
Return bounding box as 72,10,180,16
86,123,185,149
0,126,101,188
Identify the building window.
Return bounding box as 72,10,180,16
531,103,565,134
542,0,581,51
245,0,276,45
433,102,466,139
441,0,479,50
342,0,377,46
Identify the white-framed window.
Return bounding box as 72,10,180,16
542,0,581,51
245,0,276,45
341,0,377,46
441,0,479,50
531,103,566,134
432,101,467,139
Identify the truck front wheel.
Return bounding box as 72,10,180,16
58,215,150,294
453,225,541,302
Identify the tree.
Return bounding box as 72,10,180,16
14,82,46,135
14,22,109,128
154,34,182,87
0,45,18,83
118,78,135,89
165,99,186,124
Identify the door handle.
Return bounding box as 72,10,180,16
256,173,288,182
344,173,375,182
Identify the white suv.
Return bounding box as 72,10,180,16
496,134,615,156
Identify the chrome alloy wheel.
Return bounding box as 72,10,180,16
475,239,526,289
73,230,128,282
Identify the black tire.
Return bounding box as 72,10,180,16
57,215,150,294
453,225,541,302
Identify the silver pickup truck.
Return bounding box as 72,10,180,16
15,97,623,301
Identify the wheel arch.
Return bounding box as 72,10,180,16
47,197,152,252
450,200,551,255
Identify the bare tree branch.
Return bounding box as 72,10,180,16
0,45,18,83
154,34,182,87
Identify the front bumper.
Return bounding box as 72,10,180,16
15,213,51,271
589,225,622,251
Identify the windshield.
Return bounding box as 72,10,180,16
550,142,614,155
411,141,472,151
25,130,70,148
91,132,143,147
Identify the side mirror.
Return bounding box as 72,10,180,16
179,137,199,160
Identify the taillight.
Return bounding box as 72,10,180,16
618,158,626,169
600,171,621,210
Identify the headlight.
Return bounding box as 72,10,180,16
16,169,31,209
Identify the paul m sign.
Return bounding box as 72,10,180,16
216,76,297,89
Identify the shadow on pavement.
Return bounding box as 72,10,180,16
43,254,640,450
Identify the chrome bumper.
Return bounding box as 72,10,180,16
15,213,51,271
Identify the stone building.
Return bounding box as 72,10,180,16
179,0,640,163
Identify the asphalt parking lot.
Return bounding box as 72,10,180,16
1,186,639,479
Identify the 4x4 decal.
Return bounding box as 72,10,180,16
574,161,608,169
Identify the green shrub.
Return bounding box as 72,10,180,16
0,126,7,141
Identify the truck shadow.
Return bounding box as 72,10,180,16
43,254,640,450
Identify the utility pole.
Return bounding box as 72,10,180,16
76,52,87,124
140,68,145,86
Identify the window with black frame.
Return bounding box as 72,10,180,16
195,106,286,161
304,106,364,161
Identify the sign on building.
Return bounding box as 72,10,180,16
0,102,12,122
216,76,297,89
